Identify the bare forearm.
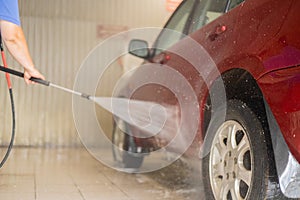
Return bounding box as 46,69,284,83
1,24,35,71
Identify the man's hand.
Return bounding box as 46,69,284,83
23,67,45,85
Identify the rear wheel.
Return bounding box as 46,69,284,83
112,118,144,169
202,100,285,199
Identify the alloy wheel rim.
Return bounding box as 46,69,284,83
209,120,253,200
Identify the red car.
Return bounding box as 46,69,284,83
112,0,300,199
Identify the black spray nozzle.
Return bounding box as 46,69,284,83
81,93,91,100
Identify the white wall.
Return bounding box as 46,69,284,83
0,0,173,147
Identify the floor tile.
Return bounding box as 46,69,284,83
36,192,84,200
0,148,192,200
0,193,35,200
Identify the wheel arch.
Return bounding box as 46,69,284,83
203,68,269,135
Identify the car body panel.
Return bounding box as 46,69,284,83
121,0,300,158
156,0,300,158
189,0,300,163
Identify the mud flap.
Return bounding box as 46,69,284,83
264,99,300,198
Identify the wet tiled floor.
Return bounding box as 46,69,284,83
0,148,203,200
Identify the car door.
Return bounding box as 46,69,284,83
149,0,244,105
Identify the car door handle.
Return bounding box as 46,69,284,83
208,25,227,41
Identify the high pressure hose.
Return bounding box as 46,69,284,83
0,34,16,168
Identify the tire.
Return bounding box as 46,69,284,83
201,99,286,200
112,118,144,169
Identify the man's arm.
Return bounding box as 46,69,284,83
0,20,44,84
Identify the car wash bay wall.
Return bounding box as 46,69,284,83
0,0,171,147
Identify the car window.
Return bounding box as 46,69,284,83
189,0,244,33
228,0,244,10
152,0,244,57
152,0,196,56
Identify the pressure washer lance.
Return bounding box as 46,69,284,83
0,65,92,100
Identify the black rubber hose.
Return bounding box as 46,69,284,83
0,34,16,168
0,88,16,168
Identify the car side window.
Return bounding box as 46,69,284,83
152,0,196,56
229,0,244,10
189,0,244,33
189,0,228,33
